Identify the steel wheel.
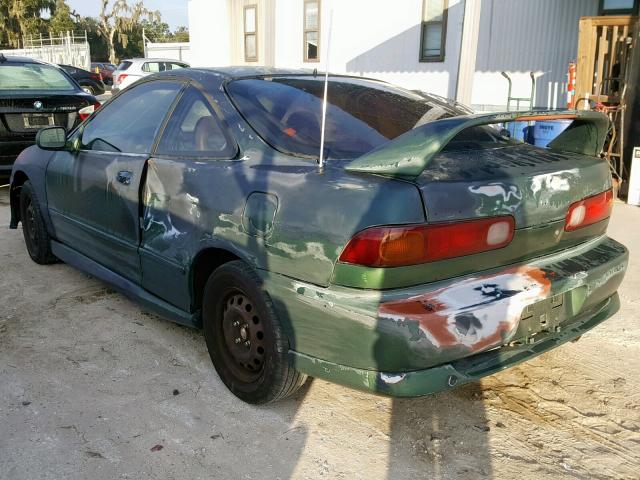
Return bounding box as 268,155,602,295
220,291,267,382
19,181,57,264
23,198,39,254
202,260,307,404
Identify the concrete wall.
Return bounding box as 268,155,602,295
188,0,231,67
273,0,466,98
189,0,465,98
187,0,600,108
145,42,192,64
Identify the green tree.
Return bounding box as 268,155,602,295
0,0,56,47
76,15,109,61
48,0,75,34
97,0,159,64
171,26,189,43
139,18,170,41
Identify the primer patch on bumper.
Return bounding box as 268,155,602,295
379,267,551,353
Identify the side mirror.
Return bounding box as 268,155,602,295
36,127,67,150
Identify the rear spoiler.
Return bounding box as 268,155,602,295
345,110,610,178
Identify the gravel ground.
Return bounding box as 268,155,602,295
0,186,638,480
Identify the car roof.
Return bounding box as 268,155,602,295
153,66,320,82
121,58,190,64
0,54,52,65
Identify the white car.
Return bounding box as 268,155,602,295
112,58,190,91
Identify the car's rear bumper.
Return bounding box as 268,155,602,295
259,235,628,397
292,293,619,396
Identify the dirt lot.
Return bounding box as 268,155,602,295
0,185,638,480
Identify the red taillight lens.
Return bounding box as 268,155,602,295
565,189,613,231
338,216,515,267
115,73,127,85
78,101,102,121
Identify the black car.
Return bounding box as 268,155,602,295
0,55,99,181
58,64,106,95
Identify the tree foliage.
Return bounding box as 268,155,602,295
48,0,75,34
97,0,159,64
0,0,55,47
0,0,189,62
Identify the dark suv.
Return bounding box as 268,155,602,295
0,55,97,182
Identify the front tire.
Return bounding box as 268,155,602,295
202,261,306,404
19,181,57,264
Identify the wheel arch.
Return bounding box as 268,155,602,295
9,170,29,228
190,247,241,311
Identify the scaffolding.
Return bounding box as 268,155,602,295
0,32,91,70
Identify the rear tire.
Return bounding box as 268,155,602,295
202,260,306,404
19,181,57,265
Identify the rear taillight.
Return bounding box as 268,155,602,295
115,73,127,85
565,189,613,231
338,216,515,267
78,101,102,121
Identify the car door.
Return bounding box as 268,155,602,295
139,84,237,310
46,79,185,283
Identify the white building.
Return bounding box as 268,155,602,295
187,0,635,111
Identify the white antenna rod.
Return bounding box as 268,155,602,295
318,9,333,170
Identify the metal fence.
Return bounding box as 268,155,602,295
0,32,91,70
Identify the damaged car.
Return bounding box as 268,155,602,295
8,68,628,404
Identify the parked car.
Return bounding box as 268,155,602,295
112,58,189,91
0,54,99,183
9,68,628,404
90,62,116,85
58,64,106,96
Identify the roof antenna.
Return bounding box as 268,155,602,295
318,9,333,171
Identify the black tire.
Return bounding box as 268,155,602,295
202,260,306,404
19,181,57,264
82,86,95,95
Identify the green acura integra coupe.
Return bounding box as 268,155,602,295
9,68,628,403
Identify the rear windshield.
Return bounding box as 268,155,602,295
0,63,76,91
117,61,133,71
227,76,515,160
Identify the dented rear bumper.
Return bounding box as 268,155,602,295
293,294,619,397
261,235,627,397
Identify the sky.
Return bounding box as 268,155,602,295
66,0,189,30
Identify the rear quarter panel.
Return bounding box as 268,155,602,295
139,81,425,311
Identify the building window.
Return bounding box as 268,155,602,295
420,0,448,62
244,5,258,62
599,0,639,14
303,0,320,62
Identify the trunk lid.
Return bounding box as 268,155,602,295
416,143,611,228
339,112,614,287
0,94,90,138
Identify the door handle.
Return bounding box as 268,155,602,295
116,170,133,185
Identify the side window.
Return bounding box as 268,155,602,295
156,86,235,158
81,81,182,154
168,62,188,70
142,62,162,73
